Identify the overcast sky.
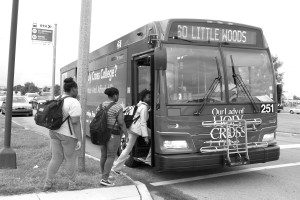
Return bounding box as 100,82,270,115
0,0,299,97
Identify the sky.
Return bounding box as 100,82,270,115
0,0,299,97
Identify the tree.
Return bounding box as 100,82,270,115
23,82,39,95
272,55,284,84
13,84,24,94
294,95,300,100
54,84,61,96
43,86,50,92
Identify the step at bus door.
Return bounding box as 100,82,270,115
224,119,250,166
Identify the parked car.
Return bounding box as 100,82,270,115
25,93,40,103
1,96,33,116
289,106,300,114
0,96,5,112
277,104,283,113
41,92,51,96
31,95,52,109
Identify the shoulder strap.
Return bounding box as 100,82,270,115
132,104,141,124
60,95,74,135
104,102,116,111
67,117,73,135
60,96,72,100
132,105,138,115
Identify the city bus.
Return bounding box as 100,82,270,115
61,19,280,171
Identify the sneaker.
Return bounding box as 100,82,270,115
145,160,151,165
111,169,121,176
100,179,115,187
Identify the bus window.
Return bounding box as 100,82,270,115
223,48,274,103
138,64,151,93
165,45,225,104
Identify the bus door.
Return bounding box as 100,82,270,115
129,53,154,166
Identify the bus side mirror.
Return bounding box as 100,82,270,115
276,83,282,103
154,47,167,70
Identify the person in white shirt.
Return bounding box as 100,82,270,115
43,77,82,191
112,89,150,174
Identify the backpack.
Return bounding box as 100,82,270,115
34,96,73,134
123,105,140,128
89,102,116,145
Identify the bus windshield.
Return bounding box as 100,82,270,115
223,48,274,103
166,45,225,104
166,45,274,104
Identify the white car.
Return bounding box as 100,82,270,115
31,95,52,109
25,93,39,103
1,96,33,116
0,96,5,112
289,106,300,114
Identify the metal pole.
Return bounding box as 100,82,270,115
51,24,57,100
0,0,19,169
77,0,92,171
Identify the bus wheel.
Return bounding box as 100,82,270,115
125,155,139,168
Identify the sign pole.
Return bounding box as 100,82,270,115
77,0,92,171
51,24,57,99
0,0,19,169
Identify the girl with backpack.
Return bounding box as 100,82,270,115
111,89,151,174
99,87,128,186
43,77,82,191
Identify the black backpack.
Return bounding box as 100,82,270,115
89,102,116,145
34,96,73,135
123,105,140,128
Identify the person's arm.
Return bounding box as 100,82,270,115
117,108,129,141
70,116,82,150
140,106,149,138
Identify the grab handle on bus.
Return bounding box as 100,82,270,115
154,47,167,70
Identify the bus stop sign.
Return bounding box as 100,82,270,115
31,23,53,43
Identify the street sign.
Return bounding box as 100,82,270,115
31,23,53,43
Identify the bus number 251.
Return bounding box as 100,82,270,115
261,104,274,113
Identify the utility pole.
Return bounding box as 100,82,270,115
77,0,92,171
0,0,19,169
51,24,57,99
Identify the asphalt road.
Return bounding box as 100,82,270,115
6,111,300,200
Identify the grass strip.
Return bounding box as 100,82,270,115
0,117,131,196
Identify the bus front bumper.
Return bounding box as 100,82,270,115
154,145,280,172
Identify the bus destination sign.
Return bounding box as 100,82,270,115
175,25,257,45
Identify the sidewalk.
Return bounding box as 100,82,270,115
0,115,153,200
0,181,152,200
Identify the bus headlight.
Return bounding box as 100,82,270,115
262,133,275,142
163,140,188,149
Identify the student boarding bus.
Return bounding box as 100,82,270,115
61,19,281,171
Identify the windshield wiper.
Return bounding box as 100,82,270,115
230,55,260,113
194,57,222,115
168,36,194,43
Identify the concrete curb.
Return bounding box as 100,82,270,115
0,185,141,200
277,131,300,135
85,154,153,199
134,181,153,200
119,170,153,200
0,183,153,200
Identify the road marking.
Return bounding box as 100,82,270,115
11,120,23,127
150,162,300,186
280,144,300,149
85,153,100,162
